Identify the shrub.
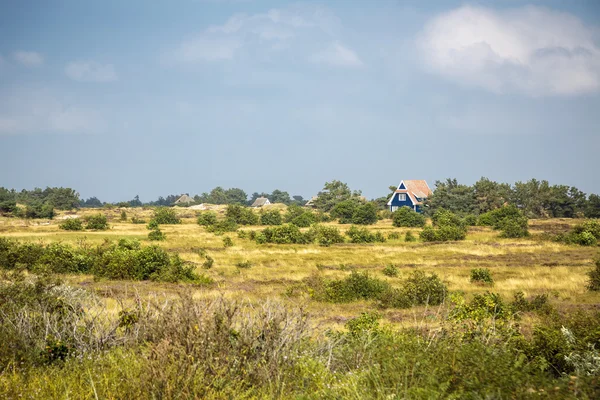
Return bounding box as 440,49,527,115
147,219,159,230
306,224,345,247
0,238,19,269
290,212,317,228
59,218,83,231
118,238,141,250
225,204,259,225
260,210,282,226
420,225,466,242
25,202,55,219
202,255,214,269
405,231,416,242
587,259,600,291
387,232,400,240
346,226,385,243
236,260,252,269
120,210,127,221
330,200,359,224
470,268,494,285
345,312,382,337
37,243,91,274
432,208,465,229
463,214,478,226
379,271,448,309
511,291,551,314
392,207,426,228
259,224,310,244
152,207,181,224
479,205,529,238
309,271,390,303
205,218,238,234
148,228,166,241
283,204,305,222
85,214,109,230
222,236,233,248
573,220,600,239
131,216,146,224
197,211,217,226
382,264,398,277
351,203,378,225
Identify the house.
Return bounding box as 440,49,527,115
251,197,271,207
304,196,318,208
387,180,432,213
173,194,194,205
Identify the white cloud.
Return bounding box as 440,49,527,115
311,42,363,68
167,5,359,68
13,51,44,67
65,61,117,82
0,87,101,135
418,6,600,96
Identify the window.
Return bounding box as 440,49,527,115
398,193,406,201
391,206,398,212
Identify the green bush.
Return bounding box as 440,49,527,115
290,212,317,227
152,207,181,224
148,228,166,241
25,202,55,219
259,224,310,244
197,211,218,226
283,204,305,222
392,207,426,228
587,259,600,291
351,203,378,225
330,200,359,224
387,232,400,240
225,204,259,225
131,216,146,224
202,255,214,269
420,225,466,242
118,238,141,250
37,243,91,274
432,208,465,229
404,231,416,242
379,271,447,309
85,214,109,230
382,264,398,277
236,260,252,269
306,224,345,247
479,205,529,238
205,218,238,234
59,218,83,231
463,214,478,226
309,271,390,303
120,210,127,221
222,236,233,247
346,226,385,243
260,210,282,225
470,268,494,285
573,220,600,239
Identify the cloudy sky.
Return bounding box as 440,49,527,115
1,0,599,201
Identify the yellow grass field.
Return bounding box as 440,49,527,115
1,206,598,332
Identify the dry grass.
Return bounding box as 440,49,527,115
2,210,599,329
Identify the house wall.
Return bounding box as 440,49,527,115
389,193,415,212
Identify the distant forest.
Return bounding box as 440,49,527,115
1,177,599,219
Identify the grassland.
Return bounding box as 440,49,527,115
1,206,598,328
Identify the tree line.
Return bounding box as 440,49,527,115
1,177,599,219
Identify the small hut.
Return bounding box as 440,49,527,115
251,197,271,207
173,194,194,205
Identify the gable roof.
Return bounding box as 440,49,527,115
174,194,194,204
251,197,270,207
387,180,433,206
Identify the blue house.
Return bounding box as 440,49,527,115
387,180,433,213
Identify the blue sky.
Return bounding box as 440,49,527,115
1,0,599,202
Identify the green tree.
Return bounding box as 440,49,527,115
473,177,512,214
425,179,476,216
585,194,600,218
351,202,378,225
313,180,361,212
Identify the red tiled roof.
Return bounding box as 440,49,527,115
394,180,432,205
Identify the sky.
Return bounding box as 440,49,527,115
1,0,599,202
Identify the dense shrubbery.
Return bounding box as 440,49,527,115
556,220,600,246
256,224,310,245
25,202,55,219
587,258,600,291
85,214,109,230
420,208,467,242
226,204,259,225
346,226,386,243
378,271,448,309
331,200,378,225
392,206,426,227
307,272,390,303
259,209,282,225
196,211,217,226
478,205,529,238
0,238,202,283
306,224,345,247
470,268,494,285
59,218,84,231
152,207,181,224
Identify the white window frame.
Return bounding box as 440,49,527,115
391,206,398,212
397,193,406,201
